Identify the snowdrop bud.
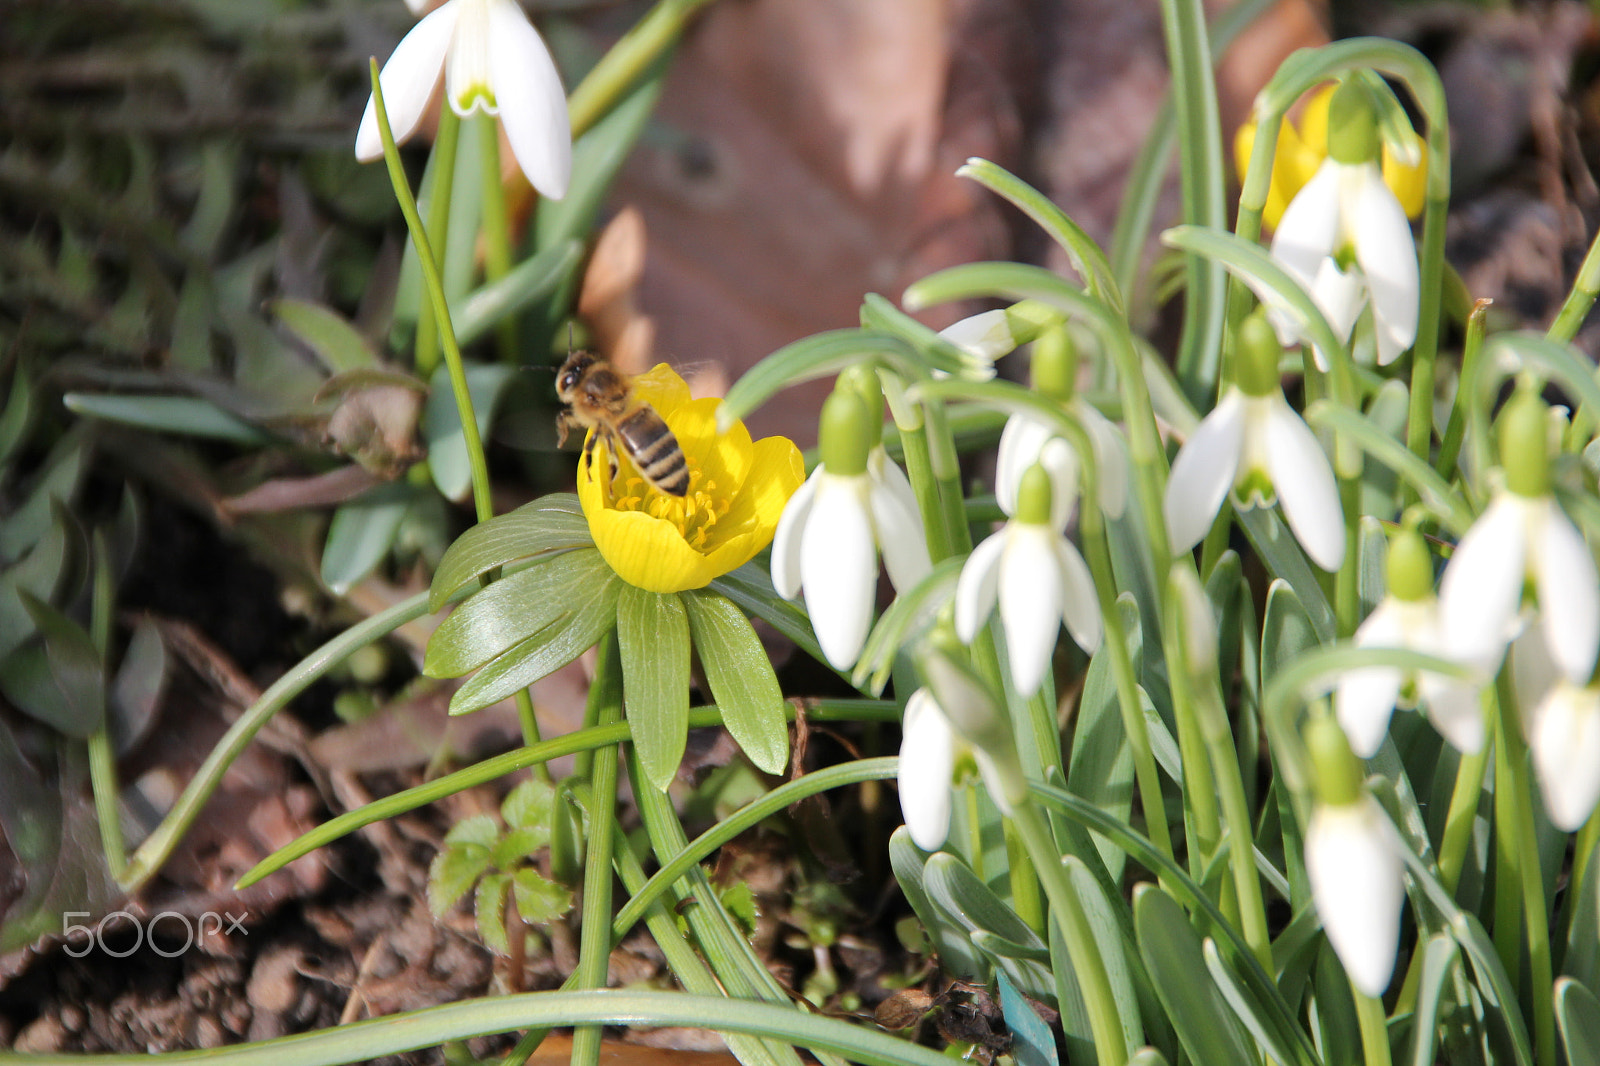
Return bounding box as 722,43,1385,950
1030,324,1078,402
1015,463,1055,527
819,389,873,477
1235,311,1282,398
940,310,1018,363
1170,566,1218,676
1498,388,1551,497
838,364,884,438
1386,527,1434,603
1307,713,1363,806
1326,81,1379,166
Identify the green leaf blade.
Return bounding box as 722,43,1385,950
682,590,788,775
618,586,692,792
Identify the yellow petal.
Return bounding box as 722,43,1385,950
1236,111,1322,232
631,362,693,417
1382,131,1427,220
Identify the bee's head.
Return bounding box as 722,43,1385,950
556,351,597,400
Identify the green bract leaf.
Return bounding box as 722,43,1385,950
424,361,516,503
321,483,414,596
512,868,574,925
681,590,788,775
430,495,592,611
427,548,614,678
61,394,272,445
1133,884,1256,1066
269,298,379,375
716,329,924,433
18,591,105,738
618,585,691,792
447,566,622,715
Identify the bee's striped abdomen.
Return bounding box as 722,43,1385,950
616,405,688,496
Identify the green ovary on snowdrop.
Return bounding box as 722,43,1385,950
1163,311,1345,570
1268,79,1418,369
356,0,572,200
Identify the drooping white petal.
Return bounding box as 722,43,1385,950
1440,495,1529,671
1305,798,1405,997
1531,501,1600,684
955,529,1007,643
999,526,1064,697
1511,626,1561,720
1053,536,1102,655
1335,600,1408,757
996,415,1080,529
1418,674,1486,754
1349,164,1419,365
1262,396,1345,571
1528,682,1600,832
355,1,462,161
770,469,820,600
1311,257,1367,344
867,449,932,592
939,310,1016,364
800,475,878,670
1272,160,1343,286
1165,389,1247,555
1082,404,1129,519
484,0,571,200
898,690,957,851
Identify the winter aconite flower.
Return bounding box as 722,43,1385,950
1335,528,1484,756
957,464,1101,697
1438,389,1600,684
1268,80,1419,368
578,365,804,594
356,0,572,201
1164,313,1345,571
1304,716,1406,997
772,386,931,669
1235,82,1426,231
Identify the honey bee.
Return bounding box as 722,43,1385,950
556,351,689,497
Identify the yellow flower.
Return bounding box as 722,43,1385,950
1236,84,1427,230
576,364,804,593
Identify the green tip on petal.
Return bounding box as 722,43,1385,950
1004,300,1061,345
1016,463,1055,526
1307,713,1364,807
1030,325,1077,402
1385,528,1434,603
1235,310,1282,398
1326,80,1380,165
1498,386,1551,497
819,388,873,477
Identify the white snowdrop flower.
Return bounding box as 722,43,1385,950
356,0,572,201
772,391,930,670
1306,796,1407,996
896,686,1023,852
1164,312,1344,571
937,310,1017,381
1268,81,1418,369
1438,390,1599,685
1304,715,1406,997
1526,680,1600,831
994,404,1129,530
956,464,1101,697
1335,529,1484,756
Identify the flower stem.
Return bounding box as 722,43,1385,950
895,419,955,563
570,634,623,1066
87,532,127,881
1436,299,1492,488
414,109,461,381
1548,220,1600,344
1193,680,1271,970
476,114,518,366
1010,802,1129,1066
1353,985,1393,1066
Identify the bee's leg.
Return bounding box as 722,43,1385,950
556,411,573,449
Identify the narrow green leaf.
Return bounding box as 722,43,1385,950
0,360,35,464
717,330,922,432
424,361,516,503
1237,509,1335,643
1557,978,1600,1066
62,394,270,444
888,827,986,979
429,494,591,610
1133,884,1256,1066
1202,939,1314,1066
320,483,413,595
269,298,379,375
618,585,692,791
924,852,1053,1001
1260,579,1321,687
681,590,788,774
1410,934,1460,1066
450,240,584,347
971,930,1052,964
426,549,612,678
1306,400,1474,536
1070,598,1140,884
1565,837,1600,990
448,571,622,715
1128,1051,1172,1066
858,293,976,374
851,557,962,694
19,591,105,738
